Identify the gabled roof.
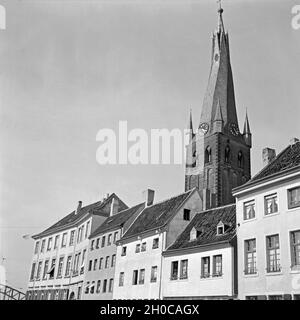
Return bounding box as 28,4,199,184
166,204,236,252
250,141,300,182
89,202,145,238
122,189,196,240
33,194,128,239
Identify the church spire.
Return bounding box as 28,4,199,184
188,108,194,142
243,110,252,147
199,3,239,135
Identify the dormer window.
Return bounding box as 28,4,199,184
190,227,202,241
217,222,225,235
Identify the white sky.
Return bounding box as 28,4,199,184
0,0,300,290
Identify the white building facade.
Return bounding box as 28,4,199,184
233,140,300,300
113,189,202,300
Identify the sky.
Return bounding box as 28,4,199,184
0,0,299,291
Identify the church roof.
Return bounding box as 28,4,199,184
199,7,239,135
166,204,236,252
33,194,128,239
121,189,196,240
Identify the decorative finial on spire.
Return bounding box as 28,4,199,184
216,0,225,33
217,0,223,14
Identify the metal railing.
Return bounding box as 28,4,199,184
0,284,26,300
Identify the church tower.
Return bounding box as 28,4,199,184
185,5,252,209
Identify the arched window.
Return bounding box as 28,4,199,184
225,146,230,163
205,146,212,163
238,151,244,168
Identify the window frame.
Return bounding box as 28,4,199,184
264,193,278,215
243,200,256,221
288,187,300,209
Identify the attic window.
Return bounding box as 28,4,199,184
190,228,202,241
183,209,191,221
217,222,225,236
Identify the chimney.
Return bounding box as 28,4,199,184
262,148,276,167
143,189,155,207
110,197,119,216
290,137,299,146
75,201,82,215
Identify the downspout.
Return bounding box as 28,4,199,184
158,231,165,300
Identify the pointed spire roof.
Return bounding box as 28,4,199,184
214,100,223,122
199,3,239,134
243,110,251,135
188,108,195,142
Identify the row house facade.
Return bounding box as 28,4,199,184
113,188,202,299
26,194,127,300
162,204,237,299
233,139,300,300
82,202,145,300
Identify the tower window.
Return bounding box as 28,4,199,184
225,146,230,163
238,151,244,168
205,146,212,163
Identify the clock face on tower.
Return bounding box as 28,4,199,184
229,123,239,136
199,123,209,135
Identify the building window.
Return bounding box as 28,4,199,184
205,146,212,164
93,259,98,270
294,295,300,300
243,200,255,220
88,260,92,271
139,269,145,285
183,209,191,221
85,221,90,239
109,279,114,292
101,236,106,248
105,256,110,269
201,257,210,278
268,295,283,300
119,272,124,287
69,231,75,246
41,239,46,253
30,262,36,281
111,254,116,267
54,235,59,249
113,231,118,244
96,280,101,294
65,256,72,277
152,238,159,249
213,255,222,277
34,241,40,254
132,270,138,285
238,151,244,168
245,239,257,274
89,282,95,294
171,261,179,280
180,260,188,279
36,261,43,280
85,282,90,294
141,242,146,252
91,240,95,251
290,230,300,268
48,258,56,279
81,249,86,274
266,234,281,273
43,260,49,280
121,246,127,256
102,279,107,293
96,238,100,249
225,145,230,163
47,237,53,251
288,187,300,209
57,257,64,278
107,234,112,246
61,233,67,248
99,258,103,270
135,244,141,253
151,266,158,282
264,194,278,215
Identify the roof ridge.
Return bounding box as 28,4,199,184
195,202,235,215
105,202,144,219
